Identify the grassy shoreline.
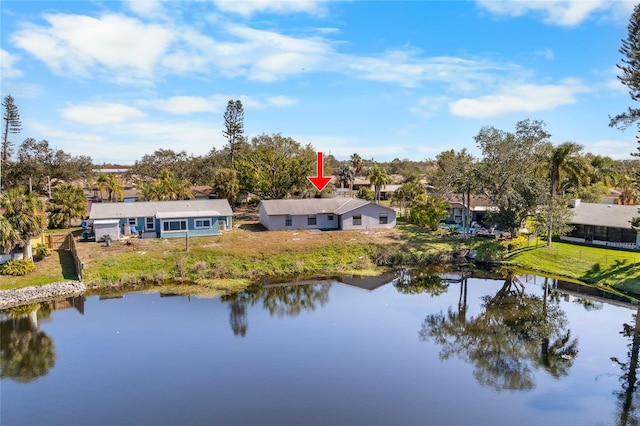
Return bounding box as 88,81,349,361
2,219,640,298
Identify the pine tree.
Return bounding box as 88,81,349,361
2,95,22,192
610,3,640,156
223,100,245,166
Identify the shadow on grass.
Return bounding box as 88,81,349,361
57,250,78,280
581,258,638,287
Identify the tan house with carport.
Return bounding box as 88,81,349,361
561,200,640,250
258,198,396,231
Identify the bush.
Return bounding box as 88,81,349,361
1,259,36,276
357,187,375,201
504,235,528,251
34,243,48,260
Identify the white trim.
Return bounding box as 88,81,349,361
93,219,120,225
162,219,187,232
145,216,155,231
194,218,212,229
156,210,221,219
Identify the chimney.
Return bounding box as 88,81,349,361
570,199,581,208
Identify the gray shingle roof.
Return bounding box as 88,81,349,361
89,199,232,220
259,198,392,216
571,202,640,229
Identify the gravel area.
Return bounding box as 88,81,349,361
0,281,86,310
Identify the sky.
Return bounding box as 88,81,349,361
1,0,639,165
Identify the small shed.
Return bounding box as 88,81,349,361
93,219,120,242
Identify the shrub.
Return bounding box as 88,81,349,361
504,235,528,251
34,243,48,260
357,187,375,201
1,259,36,276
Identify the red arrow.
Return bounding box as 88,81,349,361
307,152,332,192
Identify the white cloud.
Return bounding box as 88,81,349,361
61,102,146,125
449,79,590,118
213,0,330,17
347,51,516,90
583,138,636,159
124,0,167,19
266,96,298,107
476,0,611,26
12,13,174,83
409,96,449,118
0,48,22,78
138,96,224,115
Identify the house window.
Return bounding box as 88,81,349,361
307,215,317,226
145,217,154,230
353,215,362,226
285,215,292,226
163,220,187,232
128,218,137,226
328,214,334,221
379,214,388,224
195,219,212,229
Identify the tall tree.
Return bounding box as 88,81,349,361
235,133,315,200
610,3,640,156
545,142,587,197
475,119,549,237
432,149,476,238
335,165,355,190
1,95,22,193
47,183,87,228
350,153,364,175
0,188,46,260
223,100,246,166
368,164,390,203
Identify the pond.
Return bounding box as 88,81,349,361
1,270,639,426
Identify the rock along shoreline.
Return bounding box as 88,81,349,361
0,281,86,310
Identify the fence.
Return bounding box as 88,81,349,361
32,233,71,250
64,233,83,281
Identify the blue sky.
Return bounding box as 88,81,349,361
1,0,638,165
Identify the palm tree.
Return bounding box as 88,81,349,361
350,153,364,176
368,164,390,203
47,183,87,228
141,169,194,201
1,188,46,260
618,174,640,205
546,142,587,197
336,165,355,190
588,155,618,187
0,216,19,256
97,174,124,202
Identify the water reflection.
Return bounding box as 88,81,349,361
420,270,578,391
1,296,84,383
221,283,331,337
0,303,56,383
612,305,640,426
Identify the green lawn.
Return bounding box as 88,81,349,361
503,240,640,295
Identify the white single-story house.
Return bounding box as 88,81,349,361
562,200,640,249
258,198,396,231
89,199,233,240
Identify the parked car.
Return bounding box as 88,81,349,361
79,230,95,242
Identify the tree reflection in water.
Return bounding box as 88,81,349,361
419,270,578,391
395,269,449,297
612,305,640,426
221,283,331,337
0,302,56,383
